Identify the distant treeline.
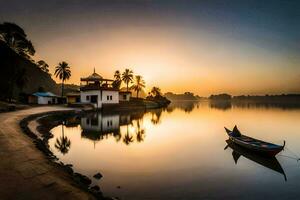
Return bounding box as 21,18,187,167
209,93,300,103
209,93,231,100
164,92,202,101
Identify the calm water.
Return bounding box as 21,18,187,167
49,101,300,200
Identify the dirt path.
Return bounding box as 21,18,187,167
0,106,95,200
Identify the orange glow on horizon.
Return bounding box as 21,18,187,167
33,26,300,96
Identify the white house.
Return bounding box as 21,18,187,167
119,91,131,101
80,69,119,108
28,92,58,104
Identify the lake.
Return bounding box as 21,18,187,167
49,101,300,200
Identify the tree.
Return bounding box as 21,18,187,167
122,69,134,92
151,87,162,97
0,22,35,59
55,124,71,155
0,22,35,101
37,60,49,73
112,70,122,89
114,70,121,80
131,75,145,98
54,61,71,97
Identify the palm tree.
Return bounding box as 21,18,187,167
151,87,162,97
112,70,122,89
122,69,134,92
131,75,145,98
55,124,71,155
54,61,71,97
114,70,121,80
37,60,49,73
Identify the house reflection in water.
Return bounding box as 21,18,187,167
81,113,121,142
78,111,146,146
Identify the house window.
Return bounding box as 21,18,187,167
86,96,89,101
123,94,126,100
107,95,109,100
91,95,98,103
110,95,112,100
107,120,113,127
91,118,98,126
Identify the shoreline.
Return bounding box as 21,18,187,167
20,104,170,200
19,108,115,200
1,103,170,199
0,106,106,200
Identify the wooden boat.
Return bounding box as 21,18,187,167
224,126,285,157
225,139,287,181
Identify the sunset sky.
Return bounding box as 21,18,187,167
1,0,299,96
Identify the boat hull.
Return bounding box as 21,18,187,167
225,139,286,181
225,126,284,157
228,136,283,157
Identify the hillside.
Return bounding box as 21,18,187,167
0,41,60,100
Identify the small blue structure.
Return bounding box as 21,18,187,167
29,92,58,104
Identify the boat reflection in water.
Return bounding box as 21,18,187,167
225,139,287,181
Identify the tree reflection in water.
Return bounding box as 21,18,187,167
61,101,201,146
166,101,199,113
135,119,145,143
55,122,71,154
123,125,134,145
150,109,162,125
76,110,150,146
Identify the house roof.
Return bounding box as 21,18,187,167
81,68,103,81
119,91,132,94
119,87,133,92
66,92,80,97
32,92,58,97
80,84,119,91
87,72,102,80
